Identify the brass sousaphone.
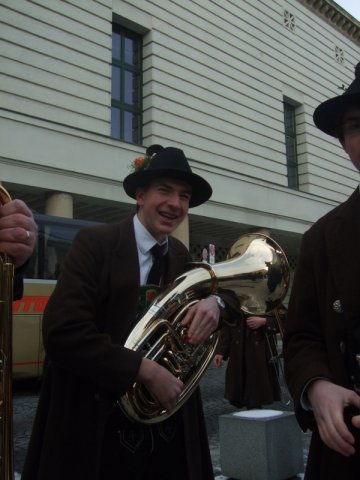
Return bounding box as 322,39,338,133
120,233,290,424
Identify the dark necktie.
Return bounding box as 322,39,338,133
147,244,165,286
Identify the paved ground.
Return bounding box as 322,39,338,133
13,365,310,478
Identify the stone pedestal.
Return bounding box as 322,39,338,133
219,409,303,480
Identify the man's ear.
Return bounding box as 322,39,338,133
135,187,145,206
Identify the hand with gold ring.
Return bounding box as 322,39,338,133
0,199,37,267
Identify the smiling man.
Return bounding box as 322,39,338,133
22,145,236,480
136,178,191,242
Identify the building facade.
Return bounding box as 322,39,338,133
1,0,360,269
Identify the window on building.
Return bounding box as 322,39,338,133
283,101,299,190
111,25,142,143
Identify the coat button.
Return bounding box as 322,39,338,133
333,299,343,313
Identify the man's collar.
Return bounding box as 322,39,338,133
133,215,168,255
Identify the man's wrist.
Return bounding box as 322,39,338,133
301,377,328,410
210,294,225,309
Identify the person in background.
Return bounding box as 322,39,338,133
284,63,360,479
214,309,284,410
22,145,237,480
0,195,37,297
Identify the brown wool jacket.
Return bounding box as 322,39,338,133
284,188,360,479
22,216,236,480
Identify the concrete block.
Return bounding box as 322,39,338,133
219,409,303,480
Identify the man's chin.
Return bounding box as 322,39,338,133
162,225,177,234
157,213,187,232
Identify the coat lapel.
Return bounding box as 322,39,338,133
107,217,140,340
326,188,360,320
113,216,140,287
164,237,191,285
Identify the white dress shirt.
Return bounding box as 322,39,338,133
133,215,168,286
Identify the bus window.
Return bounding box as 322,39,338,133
13,213,99,379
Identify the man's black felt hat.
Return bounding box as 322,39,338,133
123,146,212,208
314,62,360,137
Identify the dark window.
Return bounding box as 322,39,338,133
283,101,299,190
25,214,99,280
111,25,142,143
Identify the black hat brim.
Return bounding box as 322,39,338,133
313,92,360,137
123,169,212,208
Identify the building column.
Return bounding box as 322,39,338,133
172,215,189,249
45,192,73,218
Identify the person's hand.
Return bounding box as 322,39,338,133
136,357,184,413
246,316,266,330
351,412,360,431
213,354,223,368
0,199,37,267
307,379,360,456
181,296,220,345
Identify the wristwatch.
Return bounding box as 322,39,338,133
211,294,225,309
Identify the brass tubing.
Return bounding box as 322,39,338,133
0,186,14,480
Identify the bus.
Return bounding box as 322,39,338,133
12,213,99,379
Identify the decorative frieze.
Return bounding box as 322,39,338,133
299,0,360,44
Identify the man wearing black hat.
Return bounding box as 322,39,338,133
284,64,360,479
22,145,236,480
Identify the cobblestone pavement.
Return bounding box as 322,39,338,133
13,366,310,478
13,379,40,475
